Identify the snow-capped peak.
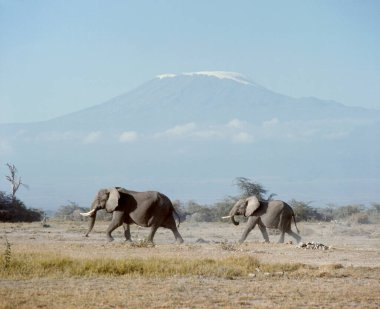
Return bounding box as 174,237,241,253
157,71,255,86
157,73,177,79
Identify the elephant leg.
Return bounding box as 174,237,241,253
277,214,288,243
167,219,184,244
123,223,132,242
278,231,285,243
286,230,301,243
106,211,124,242
161,214,184,244
239,216,258,243
171,227,184,244
147,225,159,243
257,219,269,243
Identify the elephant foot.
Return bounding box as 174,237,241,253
125,239,133,243
176,238,184,244
144,238,155,245
107,237,114,242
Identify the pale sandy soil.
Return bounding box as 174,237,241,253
1,220,379,308
2,220,379,267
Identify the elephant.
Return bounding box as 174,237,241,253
223,196,301,244
80,187,184,244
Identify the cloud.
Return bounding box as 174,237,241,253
119,131,138,143
256,118,363,142
232,132,254,143
153,120,255,143
83,131,102,144
192,129,222,139
32,131,77,142
227,118,246,129
323,131,350,140
166,123,196,136
0,139,13,155
262,117,279,127
17,130,104,144
154,123,197,138
150,117,362,144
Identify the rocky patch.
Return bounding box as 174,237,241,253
297,241,331,250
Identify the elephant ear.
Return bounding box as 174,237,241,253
105,188,120,212
244,196,260,217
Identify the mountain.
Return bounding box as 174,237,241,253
5,71,378,132
1,71,379,210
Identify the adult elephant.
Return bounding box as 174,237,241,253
80,187,184,244
223,196,301,244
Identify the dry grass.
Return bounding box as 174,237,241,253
1,252,262,279
1,221,380,308
1,273,379,308
2,250,379,280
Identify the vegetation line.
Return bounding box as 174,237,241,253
1,251,375,279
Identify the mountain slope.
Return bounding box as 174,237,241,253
34,72,380,131
1,71,379,210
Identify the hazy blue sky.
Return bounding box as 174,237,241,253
1,0,379,123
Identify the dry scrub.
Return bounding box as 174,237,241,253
3,250,372,280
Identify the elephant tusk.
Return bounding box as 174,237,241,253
80,209,96,217
221,215,232,219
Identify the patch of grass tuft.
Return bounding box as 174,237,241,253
3,235,11,270
129,239,155,248
260,262,308,273
220,240,239,251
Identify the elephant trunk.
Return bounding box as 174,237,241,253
80,201,99,237
229,206,239,226
84,211,97,237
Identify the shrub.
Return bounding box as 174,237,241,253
54,201,111,221
332,204,364,220
54,201,88,221
182,198,237,222
0,191,42,222
212,197,237,221
289,199,324,222
349,213,370,224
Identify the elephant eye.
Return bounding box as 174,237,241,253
98,197,105,204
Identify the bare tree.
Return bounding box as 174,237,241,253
5,163,28,198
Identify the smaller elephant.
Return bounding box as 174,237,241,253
80,187,184,244
223,196,301,244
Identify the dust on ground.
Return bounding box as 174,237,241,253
2,220,379,267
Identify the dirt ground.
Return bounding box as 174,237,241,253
1,220,380,308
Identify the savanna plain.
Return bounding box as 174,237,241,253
1,219,380,308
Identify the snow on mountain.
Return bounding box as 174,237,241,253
157,71,255,86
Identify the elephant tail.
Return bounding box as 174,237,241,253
292,212,300,233
172,208,181,228
159,192,182,228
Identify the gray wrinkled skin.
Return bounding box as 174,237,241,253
228,196,301,244
83,187,183,244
